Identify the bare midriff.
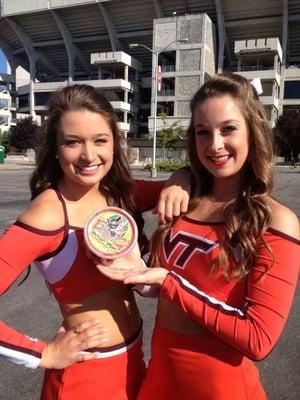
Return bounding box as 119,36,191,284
60,285,141,347
157,297,208,335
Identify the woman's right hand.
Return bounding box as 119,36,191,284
95,243,145,281
40,319,107,369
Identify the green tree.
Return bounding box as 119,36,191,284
152,113,184,160
10,116,39,153
0,129,11,154
273,110,300,161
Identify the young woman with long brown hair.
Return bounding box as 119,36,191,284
0,84,189,400
99,73,299,399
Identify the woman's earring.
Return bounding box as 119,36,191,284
55,154,58,159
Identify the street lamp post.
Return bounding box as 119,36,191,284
152,49,159,178
129,38,188,178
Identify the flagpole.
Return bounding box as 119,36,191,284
129,38,188,178
151,51,159,177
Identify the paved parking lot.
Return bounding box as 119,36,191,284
0,163,299,400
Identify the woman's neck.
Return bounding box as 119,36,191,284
58,180,104,203
206,191,236,203
209,176,242,202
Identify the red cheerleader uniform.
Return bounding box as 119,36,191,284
0,179,165,400
138,215,299,400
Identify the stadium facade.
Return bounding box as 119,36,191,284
0,0,300,150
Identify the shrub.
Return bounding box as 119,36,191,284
273,110,300,160
144,159,188,172
10,117,39,153
0,130,12,154
148,113,185,160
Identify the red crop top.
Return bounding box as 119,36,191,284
160,215,299,361
0,179,165,368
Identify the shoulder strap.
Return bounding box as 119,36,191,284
53,190,70,229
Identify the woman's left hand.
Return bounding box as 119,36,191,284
123,267,168,287
95,243,145,281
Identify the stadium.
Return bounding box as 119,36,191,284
0,0,300,159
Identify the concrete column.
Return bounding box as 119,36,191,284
68,55,75,84
279,0,288,115
215,0,225,73
274,54,278,72
29,57,37,120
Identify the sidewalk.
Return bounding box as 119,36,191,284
0,155,35,170
1,155,299,177
0,155,172,178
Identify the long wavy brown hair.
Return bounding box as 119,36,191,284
30,84,147,252
150,73,274,280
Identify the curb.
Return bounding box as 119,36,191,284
0,163,35,170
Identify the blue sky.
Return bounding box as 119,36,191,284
0,49,7,73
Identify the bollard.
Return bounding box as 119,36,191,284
0,145,5,164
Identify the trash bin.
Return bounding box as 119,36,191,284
0,146,5,164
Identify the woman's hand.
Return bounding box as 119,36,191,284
123,267,168,287
153,167,191,224
95,243,145,281
40,319,107,369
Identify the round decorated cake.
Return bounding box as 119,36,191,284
84,207,138,259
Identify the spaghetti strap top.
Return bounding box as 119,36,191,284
54,189,70,229
32,189,121,303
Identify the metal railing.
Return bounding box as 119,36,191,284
161,65,176,72
240,65,275,71
158,89,175,96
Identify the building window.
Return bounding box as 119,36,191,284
157,101,174,116
261,80,274,96
18,94,29,109
159,77,175,96
0,99,9,109
0,115,9,125
284,81,300,99
36,92,52,106
159,51,176,73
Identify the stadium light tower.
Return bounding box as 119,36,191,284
129,38,188,178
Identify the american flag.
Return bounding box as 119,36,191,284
157,65,162,92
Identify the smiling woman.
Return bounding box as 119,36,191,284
194,96,250,184
56,109,114,189
103,73,299,400
0,84,190,400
